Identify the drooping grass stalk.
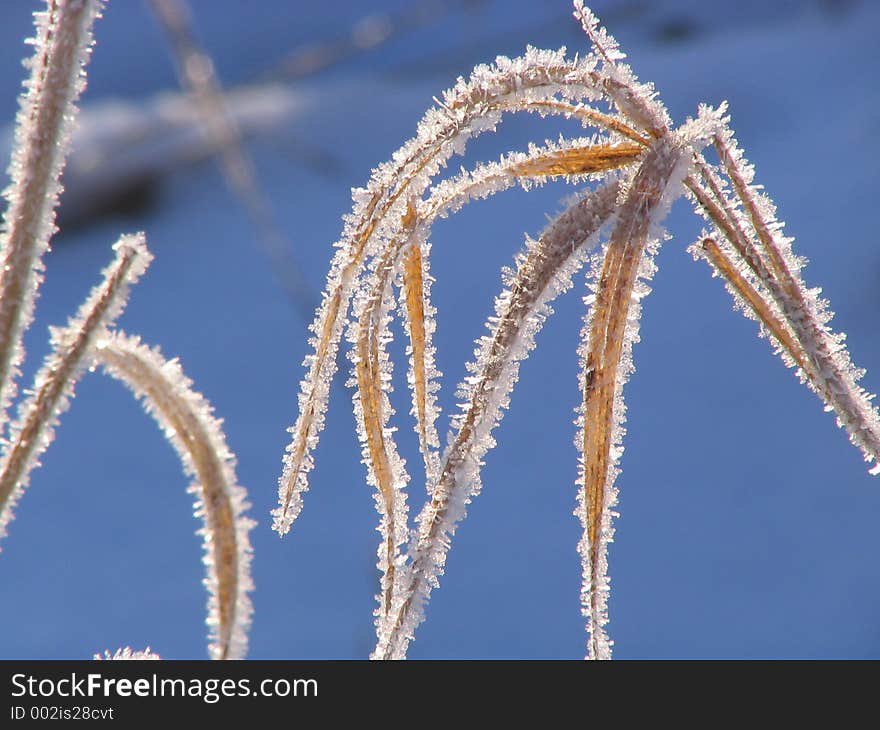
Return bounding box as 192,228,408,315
0,0,103,433
575,135,693,659
280,0,880,659
96,331,255,660
95,332,256,659
0,234,151,545
352,206,417,633
711,133,880,473
378,180,621,659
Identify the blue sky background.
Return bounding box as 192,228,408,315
1,0,879,659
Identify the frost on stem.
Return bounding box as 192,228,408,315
96,332,255,660
378,179,621,660
348,206,414,637
0,234,151,547
0,0,104,432
709,130,880,475
575,134,695,661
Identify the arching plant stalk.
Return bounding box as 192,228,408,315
96,332,255,660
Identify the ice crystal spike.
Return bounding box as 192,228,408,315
573,0,625,65
0,0,104,435
96,332,255,660
277,0,880,659
0,233,151,547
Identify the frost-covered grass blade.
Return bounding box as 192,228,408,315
0,0,104,433
0,233,151,546
575,133,695,660
96,332,255,660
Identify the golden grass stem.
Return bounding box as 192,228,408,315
713,133,880,471
576,136,689,659
509,143,644,177
354,210,416,630
401,242,434,475
696,237,809,374
96,332,254,660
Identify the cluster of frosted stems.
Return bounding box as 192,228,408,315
273,0,880,659
1,0,875,661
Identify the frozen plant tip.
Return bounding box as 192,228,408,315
277,0,880,659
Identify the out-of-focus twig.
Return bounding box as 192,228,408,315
148,0,317,324
259,0,485,83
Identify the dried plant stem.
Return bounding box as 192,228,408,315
712,134,880,472
401,241,435,477
353,209,417,630
696,237,809,374
0,234,151,544
148,0,316,321
96,332,254,660
577,136,691,659
509,143,643,177
378,180,621,659
0,0,103,430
